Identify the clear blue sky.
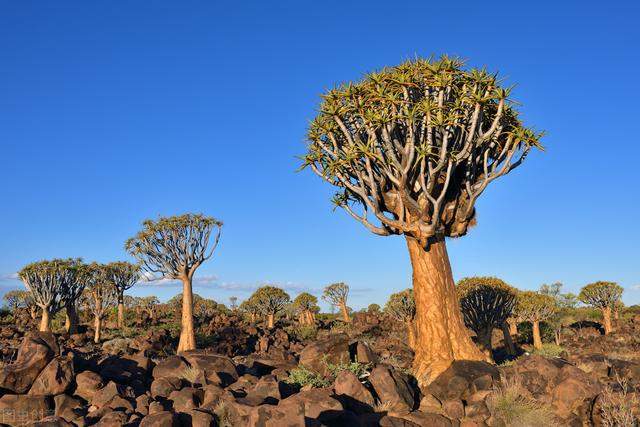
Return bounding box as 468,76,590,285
1,1,639,310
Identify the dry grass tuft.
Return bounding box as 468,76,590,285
487,376,558,427
600,375,638,427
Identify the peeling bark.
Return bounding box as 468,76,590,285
407,236,485,384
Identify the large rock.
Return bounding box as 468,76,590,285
333,370,375,414
0,332,58,394
0,394,53,426
53,394,85,422
168,387,202,412
427,361,500,402
152,355,190,379
139,411,179,427
74,371,104,401
247,401,306,426
369,365,415,413
182,351,239,386
277,388,343,424
298,333,350,376
29,356,74,396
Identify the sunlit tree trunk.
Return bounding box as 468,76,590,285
340,302,350,323
94,316,102,343
509,319,518,336
532,320,542,349
267,313,275,328
602,306,613,335
407,237,485,384
39,308,51,332
406,321,416,349
177,276,196,353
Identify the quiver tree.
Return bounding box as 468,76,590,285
515,291,557,349
139,296,160,324
125,213,222,353
105,261,140,329
384,289,416,348
3,290,28,313
457,277,517,359
83,263,117,343
293,292,319,325
19,258,79,332
301,56,543,383
367,303,381,314
578,281,623,335
322,282,351,322
61,258,86,334
240,297,260,323
230,296,238,311
250,286,291,328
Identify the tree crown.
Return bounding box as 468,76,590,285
250,286,291,315
515,291,557,322
578,281,623,309
457,276,516,332
322,282,349,306
384,288,415,322
105,261,140,295
18,258,83,312
293,292,319,311
301,56,543,245
125,213,222,279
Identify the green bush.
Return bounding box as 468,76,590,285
531,344,565,358
285,366,331,388
324,357,372,381
288,325,318,341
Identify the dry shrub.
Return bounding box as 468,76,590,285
487,376,558,427
600,375,638,427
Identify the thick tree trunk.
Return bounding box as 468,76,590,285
532,320,542,349
177,276,197,353
407,237,485,384
39,308,51,332
340,302,350,323
65,304,79,334
501,322,516,355
267,313,275,328
94,316,102,343
602,306,612,335
476,327,494,361
117,294,125,329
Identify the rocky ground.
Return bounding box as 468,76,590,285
0,311,639,426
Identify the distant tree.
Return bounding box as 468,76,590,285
230,296,238,311
19,259,79,332
125,213,223,353
105,262,140,329
384,289,416,348
168,293,223,325
293,292,319,325
515,291,557,349
251,286,291,328
322,283,350,323
457,277,517,360
367,303,381,314
139,296,160,324
239,297,260,323
83,263,117,343
3,290,28,312
301,56,543,382
578,281,623,335
539,282,578,345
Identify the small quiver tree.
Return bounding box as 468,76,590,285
514,291,557,349
251,286,291,328
384,289,416,348
240,297,260,323
139,296,160,324
322,282,350,323
293,292,319,325
125,213,222,353
19,259,78,332
82,263,117,343
105,261,140,329
456,277,516,360
578,281,623,335
301,56,543,383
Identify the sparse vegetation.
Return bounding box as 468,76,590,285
487,377,558,426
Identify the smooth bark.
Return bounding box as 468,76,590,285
177,276,196,353
39,309,51,332
94,316,102,343
340,302,350,323
602,306,613,335
407,236,485,384
267,313,275,328
117,296,125,329
532,320,542,349
501,322,517,355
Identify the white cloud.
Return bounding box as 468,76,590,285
0,272,19,281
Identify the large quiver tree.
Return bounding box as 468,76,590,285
106,261,140,329
457,277,516,360
578,281,623,335
301,56,543,383
125,213,222,353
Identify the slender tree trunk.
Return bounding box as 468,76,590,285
406,237,485,384
406,321,416,350
509,319,518,336
177,276,197,353
340,302,350,323
501,322,516,356
94,316,102,343
267,313,275,328
39,308,51,332
476,327,494,361
30,306,38,321
532,320,542,349
554,330,561,346
602,306,613,335
65,304,79,334
117,294,125,329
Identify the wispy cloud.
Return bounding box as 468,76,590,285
631,284,640,290
0,273,18,281
137,274,219,288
